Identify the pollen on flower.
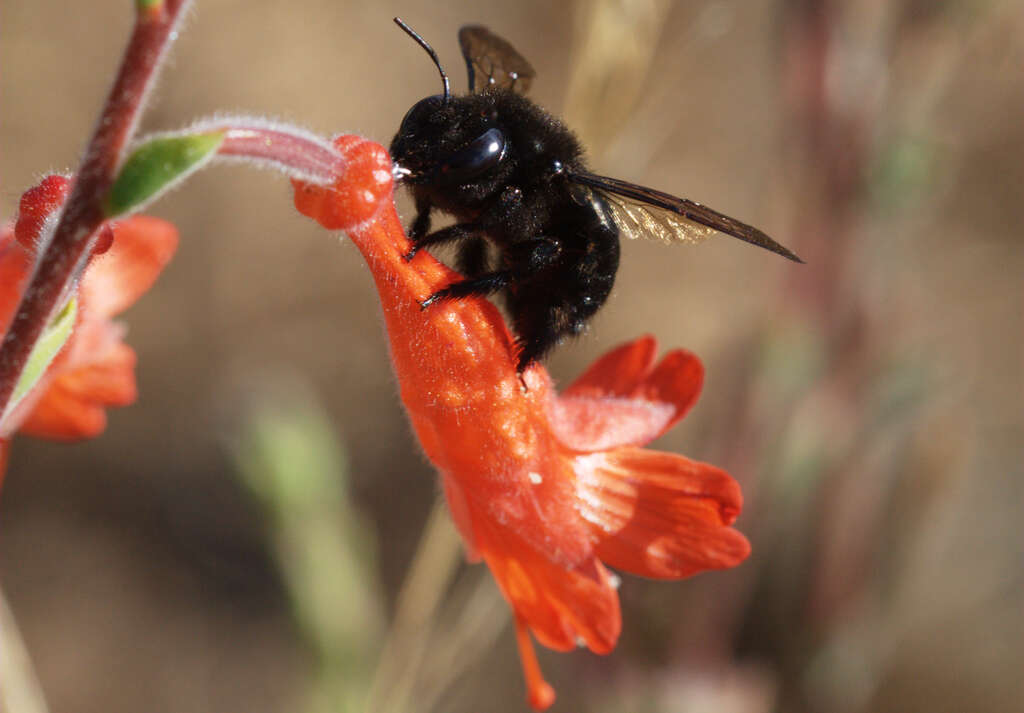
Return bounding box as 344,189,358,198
528,471,543,484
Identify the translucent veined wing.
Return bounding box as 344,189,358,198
458,25,536,94
568,172,803,262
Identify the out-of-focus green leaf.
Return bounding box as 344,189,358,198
756,322,828,402
870,135,939,212
230,385,383,713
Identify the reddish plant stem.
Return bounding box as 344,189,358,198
0,0,191,416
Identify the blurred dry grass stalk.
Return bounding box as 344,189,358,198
0,589,49,713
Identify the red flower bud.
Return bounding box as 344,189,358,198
14,174,71,250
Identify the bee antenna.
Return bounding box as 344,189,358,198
393,17,451,102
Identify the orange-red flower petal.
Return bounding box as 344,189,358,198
575,446,750,579
0,437,9,489
80,215,179,319
1,176,177,442
477,503,622,653
549,336,704,452
17,216,176,441
0,226,32,335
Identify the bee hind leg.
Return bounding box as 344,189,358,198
456,236,490,277
512,305,576,374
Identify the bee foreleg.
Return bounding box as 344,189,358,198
419,270,511,308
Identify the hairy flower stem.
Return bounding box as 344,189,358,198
218,126,344,184
0,0,191,417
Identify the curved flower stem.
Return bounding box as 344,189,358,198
218,124,344,184
0,0,191,418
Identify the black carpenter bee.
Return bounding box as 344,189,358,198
389,19,802,372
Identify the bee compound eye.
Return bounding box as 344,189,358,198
438,128,507,183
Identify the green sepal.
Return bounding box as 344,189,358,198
8,297,78,413
105,132,225,216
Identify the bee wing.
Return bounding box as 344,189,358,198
458,25,536,94
568,172,803,262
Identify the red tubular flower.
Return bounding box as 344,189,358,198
0,175,178,442
294,136,750,709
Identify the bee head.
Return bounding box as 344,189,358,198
391,93,508,191
391,19,511,200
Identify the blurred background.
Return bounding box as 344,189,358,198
1,1,1021,712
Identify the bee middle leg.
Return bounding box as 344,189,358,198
421,238,559,307
512,312,569,373
403,222,481,261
